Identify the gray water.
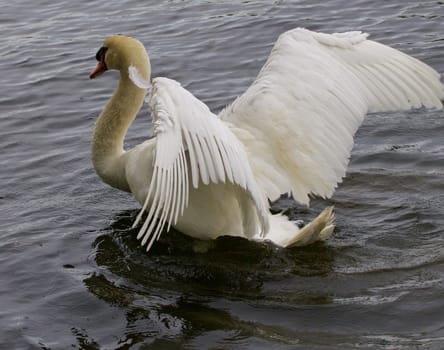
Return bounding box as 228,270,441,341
1,1,444,349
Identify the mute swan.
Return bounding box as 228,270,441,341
89,29,443,252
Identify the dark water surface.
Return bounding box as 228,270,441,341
1,1,444,349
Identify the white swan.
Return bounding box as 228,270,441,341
89,29,443,252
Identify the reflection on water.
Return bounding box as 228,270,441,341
91,210,335,296
81,211,335,348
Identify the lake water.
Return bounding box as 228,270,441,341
1,1,443,349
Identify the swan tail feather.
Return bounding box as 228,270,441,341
285,206,335,247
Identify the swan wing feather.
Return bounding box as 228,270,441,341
130,75,269,251
220,28,444,204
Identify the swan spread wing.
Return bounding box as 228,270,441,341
129,74,269,251
220,28,444,205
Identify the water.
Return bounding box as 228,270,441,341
1,1,443,349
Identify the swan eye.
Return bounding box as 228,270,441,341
95,46,108,62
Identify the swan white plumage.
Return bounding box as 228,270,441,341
89,29,443,252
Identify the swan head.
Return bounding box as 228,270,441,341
89,35,151,83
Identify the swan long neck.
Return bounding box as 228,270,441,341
92,71,147,191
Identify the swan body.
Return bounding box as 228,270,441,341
90,30,443,252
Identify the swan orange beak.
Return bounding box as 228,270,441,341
89,61,107,79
